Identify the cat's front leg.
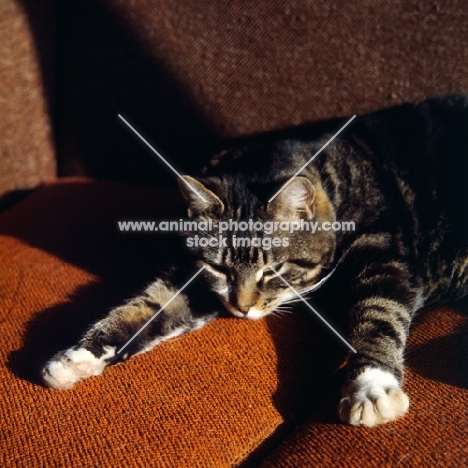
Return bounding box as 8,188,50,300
337,248,422,427
41,276,217,390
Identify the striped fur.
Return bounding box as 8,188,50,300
42,95,468,426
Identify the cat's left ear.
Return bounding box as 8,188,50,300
178,175,224,218
268,176,316,220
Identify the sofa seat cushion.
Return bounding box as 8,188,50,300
0,179,345,467
261,306,468,467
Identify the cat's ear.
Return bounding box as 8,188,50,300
268,176,315,220
178,175,224,217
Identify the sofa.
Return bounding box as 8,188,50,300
1,1,467,466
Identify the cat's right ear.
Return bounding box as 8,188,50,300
267,176,316,220
178,176,224,218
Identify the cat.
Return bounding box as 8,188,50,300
41,94,468,427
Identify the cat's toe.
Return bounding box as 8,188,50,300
41,354,81,390
338,368,409,427
41,346,115,390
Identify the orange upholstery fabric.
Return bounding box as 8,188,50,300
2,0,468,465
0,179,345,467
261,306,468,467
1,180,467,467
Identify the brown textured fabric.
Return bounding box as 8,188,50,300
0,179,345,467
261,307,468,467
2,1,468,465
3,1,468,193
51,1,468,186
0,0,56,201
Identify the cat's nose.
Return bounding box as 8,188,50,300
237,305,251,315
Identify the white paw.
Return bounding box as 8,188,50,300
41,346,115,390
338,368,409,427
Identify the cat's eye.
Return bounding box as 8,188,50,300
288,260,318,272
269,262,285,274
256,263,284,283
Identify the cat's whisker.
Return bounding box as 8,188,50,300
282,298,303,305
271,310,288,319
273,305,294,317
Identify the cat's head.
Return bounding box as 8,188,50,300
178,174,336,319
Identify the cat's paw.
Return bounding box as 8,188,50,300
41,346,116,390
338,367,409,427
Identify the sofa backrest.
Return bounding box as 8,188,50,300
2,0,468,200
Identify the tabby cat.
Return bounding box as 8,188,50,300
42,95,468,427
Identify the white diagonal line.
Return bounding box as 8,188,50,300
269,266,357,353
268,115,356,202
118,114,207,203
117,266,206,354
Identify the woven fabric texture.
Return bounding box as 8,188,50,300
1,181,467,467
0,179,345,468
1,0,468,466
43,1,468,185
2,1,468,193
261,305,468,467
0,0,56,200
